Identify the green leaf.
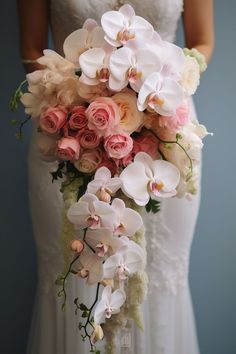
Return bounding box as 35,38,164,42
82,311,89,318
145,198,161,214
55,275,64,286
79,303,89,311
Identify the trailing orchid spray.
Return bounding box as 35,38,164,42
12,3,210,353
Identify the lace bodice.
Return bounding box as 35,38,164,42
50,0,184,55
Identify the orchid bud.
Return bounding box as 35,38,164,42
96,187,112,203
70,239,84,253
91,323,104,344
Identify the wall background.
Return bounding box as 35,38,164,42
0,1,235,353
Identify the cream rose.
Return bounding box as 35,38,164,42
180,56,200,96
112,90,144,134
74,149,102,173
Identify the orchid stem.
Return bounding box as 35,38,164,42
153,132,193,176
60,253,81,310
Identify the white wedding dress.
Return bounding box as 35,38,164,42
27,1,201,353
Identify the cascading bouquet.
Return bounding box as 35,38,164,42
11,4,210,354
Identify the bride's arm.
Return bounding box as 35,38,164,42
17,0,49,72
183,0,214,63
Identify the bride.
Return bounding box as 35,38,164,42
17,0,214,353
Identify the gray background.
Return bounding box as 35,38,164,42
0,1,235,353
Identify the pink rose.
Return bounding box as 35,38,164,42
86,97,120,137
40,106,68,134
78,129,100,149
62,122,78,138
74,149,102,173
57,137,80,160
69,106,88,130
104,133,133,159
134,129,159,159
159,103,190,131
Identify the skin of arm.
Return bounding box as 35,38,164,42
183,0,215,63
17,0,49,73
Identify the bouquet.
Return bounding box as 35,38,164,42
11,4,210,353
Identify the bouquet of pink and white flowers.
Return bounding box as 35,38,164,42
12,4,210,353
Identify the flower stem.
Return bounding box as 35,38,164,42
153,132,193,177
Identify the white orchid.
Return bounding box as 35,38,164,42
77,250,103,285
101,4,153,47
103,243,144,280
138,72,184,115
79,44,115,85
120,152,180,206
112,198,143,237
63,19,106,66
87,167,121,203
108,43,162,92
94,286,126,324
86,228,125,257
67,194,118,229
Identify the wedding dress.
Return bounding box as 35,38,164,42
27,1,201,353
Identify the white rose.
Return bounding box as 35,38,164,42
180,56,200,96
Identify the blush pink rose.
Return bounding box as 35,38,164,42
134,129,159,159
104,133,133,159
74,149,102,173
40,106,68,134
159,103,190,131
86,97,120,137
57,137,80,160
69,106,88,130
78,129,100,149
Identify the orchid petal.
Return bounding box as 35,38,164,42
88,27,106,48
67,201,90,229
119,208,143,237
101,11,124,43
87,258,104,284
119,4,135,18
110,288,126,310
154,78,184,116
79,48,105,78
63,29,88,63
105,178,122,194
120,162,150,205
94,166,111,181
93,201,118,229
109,47,133,81
83,19,98,31
94,298,107,324
103,253,122,279
79,73,100,86
134,152,153,178
109,75,128,91
137,72,161,110
130,16,154,41
152,160,180,192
